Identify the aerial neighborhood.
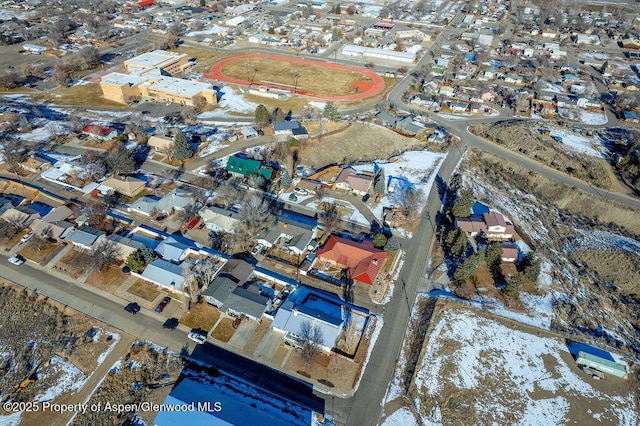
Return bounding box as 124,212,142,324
0,0,639,425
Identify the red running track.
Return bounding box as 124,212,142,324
204,53,385,101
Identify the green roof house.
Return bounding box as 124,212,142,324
226,155,273,180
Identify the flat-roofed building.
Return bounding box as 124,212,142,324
124,50,189,76
139,76,217,105
100,73,147,104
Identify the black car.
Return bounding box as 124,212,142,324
155,214,167,221
362,193,370,202
163,317,179,330
124,302,141,314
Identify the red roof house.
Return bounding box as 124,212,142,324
138,0,154,7
315,236,387,285
81,125,119,141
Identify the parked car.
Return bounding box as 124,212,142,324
20,232,33,243
186,216,200,230
251,243,264,256
155,296,171,312
294,187,308,195
125,302,141,314
155,214,167,221
188,329,207,344
8,255,25,266
362,193,370,202
163,317,179,330
288,193,298,201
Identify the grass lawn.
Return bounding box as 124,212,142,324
212,317,236,343
85,266,129,292
81,138,115,149
57,249,93,279
180,302,220,331
41,84,127,108
221,57,371,97
127,280,161,302
17,241,61,265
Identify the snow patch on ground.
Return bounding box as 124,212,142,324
352,316,384,392
413,308,638,425
200,85,258,116
570,229,640,255
35,356,86,402
548,129,605,157
0,411,22,426
380,407,419,426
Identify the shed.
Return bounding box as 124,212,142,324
575,351,627,378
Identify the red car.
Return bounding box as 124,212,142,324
155,296,171,313
186,216,200,230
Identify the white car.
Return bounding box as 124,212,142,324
294,187,308,196
8,256,25,265
20,233,33,243
188,330,207,344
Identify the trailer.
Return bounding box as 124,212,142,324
576,351,627,379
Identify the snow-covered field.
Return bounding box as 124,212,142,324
35,355,86,402
413,307,638,425
354,150,446,223
199,85,258,118
558,106,608,126
548,129,606,157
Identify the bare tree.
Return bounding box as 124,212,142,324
191,258,219,289
176,204,199,227
182,266,201,311
299,320,324,369
0,138,27,173
393,186,425,220
341,317,361,354
239,195,273,235
91,239,120,271
318,201,340,236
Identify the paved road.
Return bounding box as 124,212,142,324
0,259,325,415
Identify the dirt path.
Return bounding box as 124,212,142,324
20,333,134,426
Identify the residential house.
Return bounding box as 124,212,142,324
455,211,515,241
622,110,640,123
438,85,456,97
272,121,309,139
504,74,525,85
29,205,75,240
65,226,107,250
375,112,423,136
315,236,387,285
225,155,273,180
411,94,439,109
256,218,317,256
0,207,38,229
20,156,51,174
147,135,174,152
154,236,190,263
445,100,470,112
272,290,345,351
333,167,374,196
156,189,193,213
128,196,160,216
82,125,119,141
199,206,241,233
107,234,145,260
239,127,258,139
101,176,146,198
203,259,253,306
501,242,519,262
139,258,186,291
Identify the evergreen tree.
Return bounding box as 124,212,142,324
445,228,468,258
323,102,340,121
106,141,136,175
385,235,400,252
452,189,473,217
280,171,293,189
126,250,146,273
486,242,503,269
503,273,524,297
255,104,270,125
373,233,387,249
452,251,484,285
174,131,195,160
518,251,541,282
272,107,285,123
374,169,386,194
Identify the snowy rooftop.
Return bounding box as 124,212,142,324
143,76,214,98
101,72,146,87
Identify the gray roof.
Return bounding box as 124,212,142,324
155,237,190,262
156,188,193,213
140,259,186,290
272,300,341,349
41,205,73,223
107,234,145,251
222,283,269,319
65,226,105,247
273,121,302,132
129,196,159,215
257,219,314,251
203,259,254,303
200,206,241,231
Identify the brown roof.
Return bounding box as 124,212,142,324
483,211,507,228
455,217,487,234
316,236,386,285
